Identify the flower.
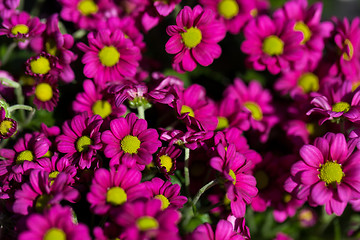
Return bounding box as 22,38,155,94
25,52,60,79
160,128,213,150
0,0,20,19
0,106,17,139
155,145,182,179
31,76,59,111
165,5,226,72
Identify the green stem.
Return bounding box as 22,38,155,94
192,179,218,207
137,105,145,119
8,104,34,113
72,29,87,39
184,147,190,196
0,77,20,89
1,42,17,66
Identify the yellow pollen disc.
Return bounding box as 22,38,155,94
217,0,239,19
42,150,53,158
30,57,51,75
343,39,354,61
121,135,141,154
229,169,236,185
35,83,53,102
45,39,58,56
254,170,269,190
154,194,170,210
262,35,284,56
250,8,258,17
106,186,127,205
332,101,350,113
159,155,173,172
76,136,92,152
35,194,52,212
181,27,202,48
352,81,360,92
98,46,120,67
306,123,316,136
294,21,312,44
180,105,195,118
297,72,319,93
77,0,98,16
244,101,263,121
11,24,29,35
283,193,292,203
319,161,344,185
49,171,60,179
16,150,34,164
92,100,112,119
136,216,159,231
43,228,66,240
299,209,313,221
216,116,229,130
0,120,14,136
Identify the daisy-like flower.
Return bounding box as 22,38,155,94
77,29,141,87
18,205,91,240
30,76,59,111
285,132,360,215
56,113,103,169
101,113,161,171
0,106,17,139
216,96,250,131
165,5,226,72
25,52,59,79
155,145,181,179
87,165,147,215
241,15,304,74
160,128,214,150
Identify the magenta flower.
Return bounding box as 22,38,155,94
216,96,250,131
0,0,19,19
241,15,304,74
30,76,59,111
0,106,17,140
77,29,141,87
18,205,91,240
101,113,161,171
285,133,360,215
87,165,147,215
56,113,103,169
165,5,226,72
155,145,182,179
25,52,60,79
160,128,214,150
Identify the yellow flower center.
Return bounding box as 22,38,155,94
11,24,29,35
181,27,202,48
244,101,263,121
250,8,258,17
121,135,141,154
297,72,319,93
217,0,239,19
98,46,120,67
43,228,66,240
294,21,312,44
136,216,159,231
229,169,236,185
332,101,350,113
262,35,284,56
92,100,112,119
319,161,344,185
159,155,173,172
106,186,127,205
283,193,292,203
216,116,229,130
35,83,53,102
299,209,313,222
49,171,60,179
180,105,195,118
77,0,98,16
76,136,92,152
16,150,34,164
35,194,52,212
30,57,51,75
352,81,360,92
254,170,269,190
0,120,14,136
343,39,354,61
42,150,53,158
154,194,170,210
45,39,58,56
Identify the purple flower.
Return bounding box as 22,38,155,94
25,52,60,79
30,76,59,111
155,145,182,179
0,106,17,140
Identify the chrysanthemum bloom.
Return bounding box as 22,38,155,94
29,77,59,111
18,205,91,240
13,169,79,215
111,198,181,240
0,0,19,19
102,113,161,170
56,113,103,169
273,0,333,70
210,144,258,217
160,128,214,150
165,5,226,72
77,29,141,87
155,145,181,179
227,215,251,239
241,15,304,74
87,165,147,215
25,52,60,79
298,208,317,227
145,177,187,210
0,106,17,139
285,133,360,215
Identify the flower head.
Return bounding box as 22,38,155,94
31,76,59,111
155,145,181,179
0,106,17,139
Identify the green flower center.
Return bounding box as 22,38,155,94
35,83,53,102
262,35,284,56
154,194,170,210
216,116,229,130
244,101,263,121
76,136,92,152
159,155,173,172
11,24,29,35
92,100,112,119
121,135,141,154
294,21,311,44
35,194,52,212
229,169,236,185
181,27,202,48
98,46,120,67
77,0,98,16
297,72,319,93
45,39,58,56
136,216,159,231
343,39,354,61
332,101,350,113
0,120,14,136
106,186,127,206
254,170,269,190
30,57,51,75
43,228,66,240
16,150,34,164
319,161,344,185
180,105,195,118
217,0,239,19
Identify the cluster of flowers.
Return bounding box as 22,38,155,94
1,0,360,239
